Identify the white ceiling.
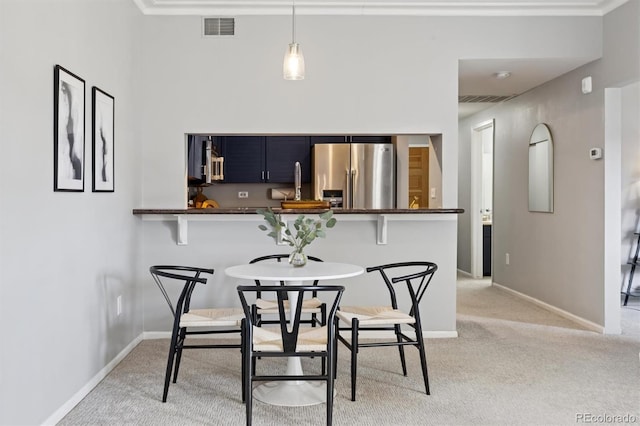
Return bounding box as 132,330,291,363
458,57,594,118
133,0,625,118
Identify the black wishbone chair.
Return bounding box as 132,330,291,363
150,265,244,402
249,254,326,327
336,261,438,401
238,284,344,426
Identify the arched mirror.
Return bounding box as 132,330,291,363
528,123,553,212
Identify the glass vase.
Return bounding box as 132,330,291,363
288,249,307,267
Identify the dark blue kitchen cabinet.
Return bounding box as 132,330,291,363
222,136,310,183
221,136,265,183
265,136,311,183
310,135,391,145
351,135,392,143
310,136,347,145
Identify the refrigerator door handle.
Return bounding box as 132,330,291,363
349,168,357,209
345,169,352,209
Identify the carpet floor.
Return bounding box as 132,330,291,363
58,275,640,425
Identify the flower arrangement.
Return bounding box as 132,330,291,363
256,207,337,266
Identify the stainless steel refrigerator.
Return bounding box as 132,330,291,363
312,143,395,209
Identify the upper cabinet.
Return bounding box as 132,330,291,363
220,136,265,183
351,135,392,143
222,136,311,184
310,135,391,145
265,136,311,183
310,136,348,144
188,134,390,186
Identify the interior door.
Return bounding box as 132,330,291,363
408,147,429,208
471,120,494,278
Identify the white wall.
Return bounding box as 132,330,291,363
141,215,459,333
133,13,602,341
136,14,601,210
0,1,142,424
136,14,602,325
620,82,640,295
457,0,639,327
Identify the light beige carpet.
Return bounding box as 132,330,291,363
58,276,640,425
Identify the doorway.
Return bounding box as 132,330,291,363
471,120,494,278
409,147,429,208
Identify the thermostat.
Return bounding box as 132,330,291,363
589,147,603,160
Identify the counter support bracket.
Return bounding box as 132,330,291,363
377,214,388,245
177,215,188,245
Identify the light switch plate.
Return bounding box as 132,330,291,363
582,76,592,94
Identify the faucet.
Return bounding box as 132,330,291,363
294,161,301,201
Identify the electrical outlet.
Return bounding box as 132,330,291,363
238,191,249,199
505,253,510,265
430,188,436,199
117,295,122,316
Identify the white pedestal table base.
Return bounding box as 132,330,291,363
253,381,329,407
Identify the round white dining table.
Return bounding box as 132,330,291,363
225,261,364,407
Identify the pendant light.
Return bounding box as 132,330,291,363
283,1,305,80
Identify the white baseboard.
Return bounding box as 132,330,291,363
144,331,172,340
46,325,456,424
456,269,473,277
43,333,144,426
492,281,604,333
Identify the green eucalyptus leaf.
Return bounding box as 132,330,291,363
319,210,333,220
257,209,336,250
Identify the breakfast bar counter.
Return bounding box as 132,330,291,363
133,208,463,246
137,207,462,337
132,208,463,215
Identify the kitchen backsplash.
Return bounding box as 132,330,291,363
190,183,311,209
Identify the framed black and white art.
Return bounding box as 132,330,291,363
54,65,85,191
92,87,115,192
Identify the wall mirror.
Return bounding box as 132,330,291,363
528,123,554,212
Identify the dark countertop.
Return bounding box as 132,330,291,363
133,208,464,215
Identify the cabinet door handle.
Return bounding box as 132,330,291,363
266,171,270,181
261,171,265,181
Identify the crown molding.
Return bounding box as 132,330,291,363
132,0,629,16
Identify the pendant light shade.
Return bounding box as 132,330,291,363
284,43,305,80
283,3,304,80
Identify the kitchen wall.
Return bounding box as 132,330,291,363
134,12,602,339
134,14,602,353
137,14,601,210
457,0,639,329
0,1,142,424
194,182,312,208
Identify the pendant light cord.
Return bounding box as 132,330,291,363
291,2,296,43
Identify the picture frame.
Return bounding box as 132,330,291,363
92,87,115,192
54,64,85,192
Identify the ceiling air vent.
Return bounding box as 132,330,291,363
458,95,517,103
203,17,235,36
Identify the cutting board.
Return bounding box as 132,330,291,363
280,200,331,209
